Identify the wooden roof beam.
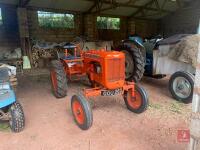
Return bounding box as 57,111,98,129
129,0,155,17
19,0,31,7
176,0,184,8
161,0,167,9
86,0,102,13
82,0,172,13
154,0,160,10
129,0,170,18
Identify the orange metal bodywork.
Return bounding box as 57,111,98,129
83,49,125,89
61,47,135,97
62,58,85,80
83,81,135,98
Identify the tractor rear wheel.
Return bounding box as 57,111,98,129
9,102,25,132
71,94,93,130
119,43,145,82
124,84,148,113
50,60,67,98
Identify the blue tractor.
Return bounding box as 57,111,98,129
118,35,194,103
0,67,25,132
116,36,146,82
117,35,164,81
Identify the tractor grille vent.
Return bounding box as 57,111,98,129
106,58,125,82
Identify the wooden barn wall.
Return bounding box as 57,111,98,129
0,4,159,57
27,10,83,43
87,15,158,45
161,0,200,37
27,11,129,43
97,17,128,43
0,4,20,59
128,19,158,38
84,14,97,40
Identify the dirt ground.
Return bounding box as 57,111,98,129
0,72,191,150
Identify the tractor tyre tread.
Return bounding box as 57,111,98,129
9,102,25,132
120,43,145,82
50,60,67,98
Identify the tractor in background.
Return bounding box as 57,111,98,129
50,44,148,130
116,36,146,82
119,35,194,104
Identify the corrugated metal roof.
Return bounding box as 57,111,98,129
102,7,137,16
0,0,189,19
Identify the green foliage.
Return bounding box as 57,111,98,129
149,102,162,110
169,101,184,114
37,11,74,28
97,16,120,30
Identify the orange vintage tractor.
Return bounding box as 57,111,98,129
50,43,148,130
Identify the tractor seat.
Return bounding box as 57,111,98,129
63,43,77,49
0,90,15,108
63,56,81,60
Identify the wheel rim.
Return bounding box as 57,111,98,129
127,89,142,109
172,76,191,99
72,100,85,125
123,51,134,79
51,70,57,91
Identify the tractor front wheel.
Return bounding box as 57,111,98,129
9,102,25,132
50,60,67,98
71,94,93,130
124,84,148,113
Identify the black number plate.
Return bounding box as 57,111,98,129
101,88,122,96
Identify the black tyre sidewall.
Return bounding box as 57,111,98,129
120,42,145,82
124,84,148,113
9,102,25,133
50,60,67,98
71,94,93,130
169,71,194,104
122,50,134,80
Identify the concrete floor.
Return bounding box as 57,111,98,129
0,73,191,150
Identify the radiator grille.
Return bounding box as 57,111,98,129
106,58,125,82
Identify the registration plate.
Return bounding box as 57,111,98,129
101,88,122,96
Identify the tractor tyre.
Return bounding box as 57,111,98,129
9,102,25,133
124,84,148,113
50,60,67,98
71,94,93,130
119,42,145,82
169,71,194,104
